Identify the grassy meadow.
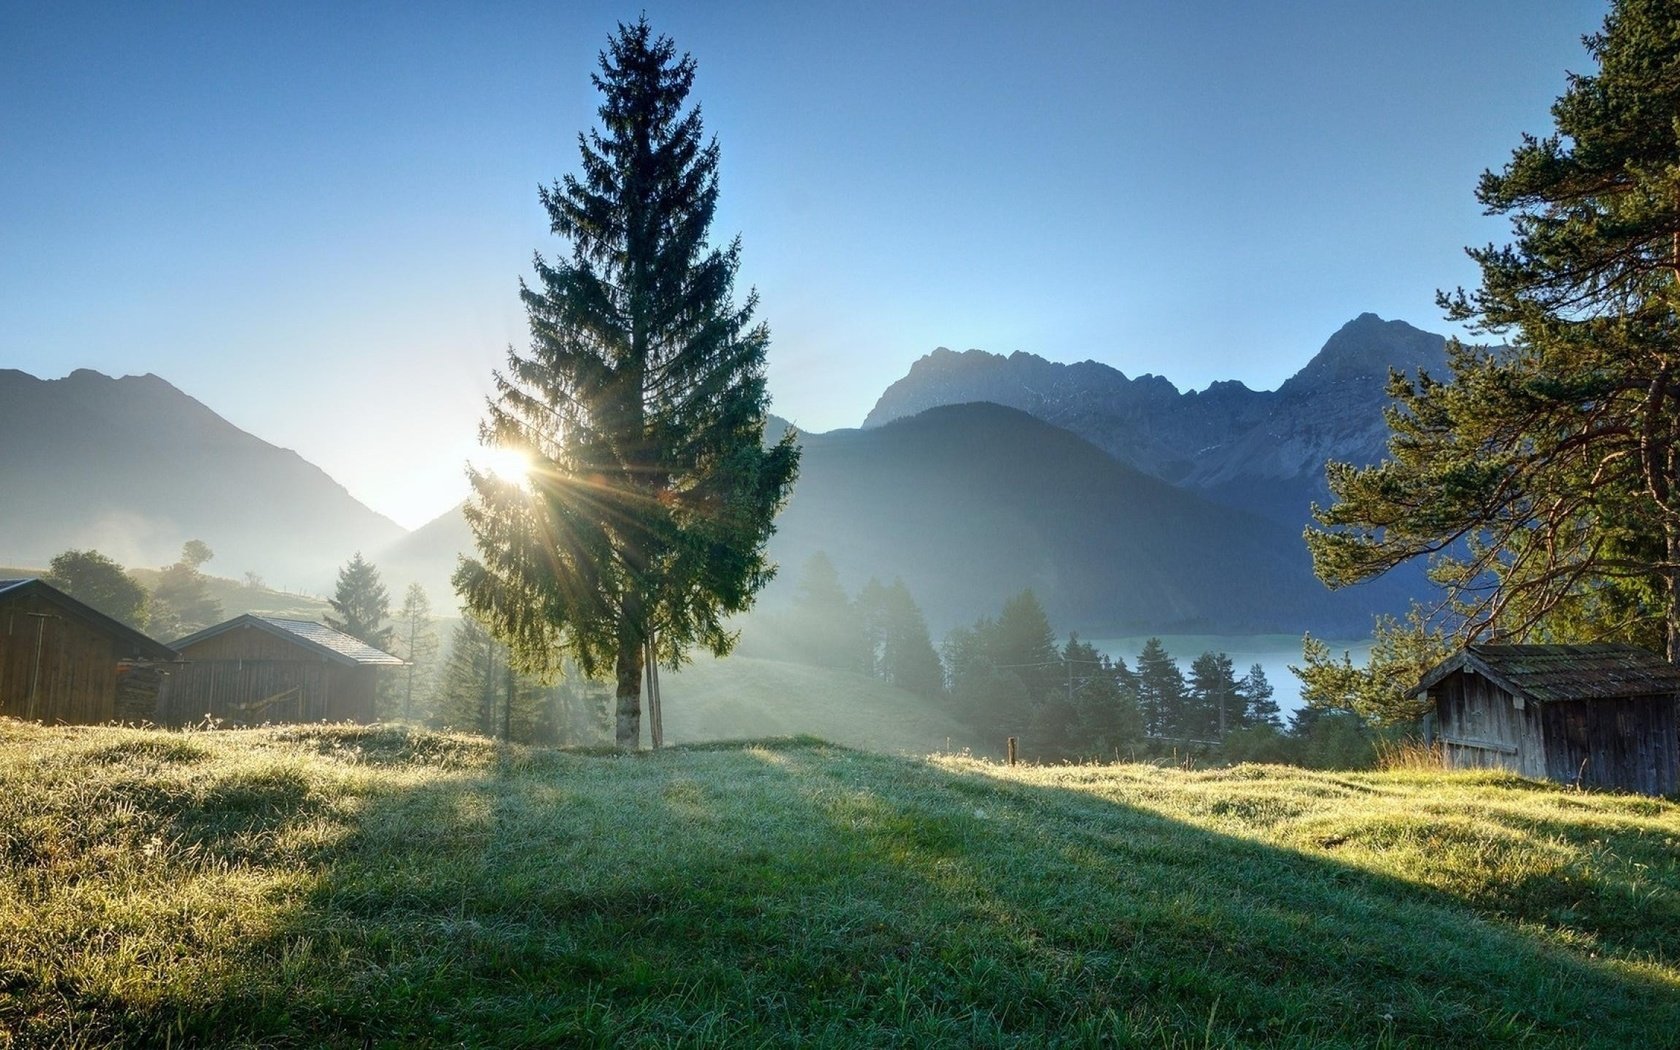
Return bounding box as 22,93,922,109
660,655,983,754
3,719,1678,1047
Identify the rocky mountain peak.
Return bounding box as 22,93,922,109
1277,313,1448,397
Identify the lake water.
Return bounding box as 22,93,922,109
1085,633,1374,717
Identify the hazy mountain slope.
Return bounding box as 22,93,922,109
379,500,473,604
0,369,404,584
861,313,1451,527
771,402,1405,635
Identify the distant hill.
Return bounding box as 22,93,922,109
0,369,404,585
864,313,1451,527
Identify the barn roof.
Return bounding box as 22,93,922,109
172,615,405,667
0,578,178,661
1411,644,1680,703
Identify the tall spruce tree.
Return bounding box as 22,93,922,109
455,19,798,749
1188,651,1240,741
1136,638,1186,740
1239,663,1283,731
326,553,393,652
877,580,944,700
1307,0,1680,660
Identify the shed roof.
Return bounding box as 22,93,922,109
172,615,405,667
1411,644,1680,703
0,578,178,661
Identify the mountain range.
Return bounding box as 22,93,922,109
3,313,1448,635
0,368,404,583
864,312,1450,527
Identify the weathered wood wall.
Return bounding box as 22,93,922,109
1542,696,1678,796
0,595,121,724
1435,667,1679,795
157,625,378,726
1436,672,1546,778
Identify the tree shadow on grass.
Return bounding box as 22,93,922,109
19,726,1679,1048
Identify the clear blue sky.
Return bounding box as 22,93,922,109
2,1,1607,528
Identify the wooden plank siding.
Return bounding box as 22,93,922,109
1429,656,1680,796
1436,673,1547,779
1542,697,1678,796
0,594,121,724
158,624,379,727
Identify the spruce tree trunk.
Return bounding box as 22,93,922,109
615,627,644,750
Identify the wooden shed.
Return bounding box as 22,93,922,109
0,578,178,724
158,615,403,726
1411,644,1680,795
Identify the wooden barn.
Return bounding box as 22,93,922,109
158,615,403,726
0,578,178,724
1411,644,1680,796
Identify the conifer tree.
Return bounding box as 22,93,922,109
1065,636,1143,759
391,583,439,721
877,580,944,700
325,553,393,652
1239,663,1283,731
1188,651,1240,740
429,615,528,739
432,616,500,736
1308,0,1680,660
787,552,866,671
455,18,799,749
1135,638,1186,740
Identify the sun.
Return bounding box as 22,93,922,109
472,443,534,485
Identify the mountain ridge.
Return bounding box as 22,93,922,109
862,313,1452,525
0,368,405,585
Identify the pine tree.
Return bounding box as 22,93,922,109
942,616,1016,746
391,583,439,722
1308,0,1680,660
325,553,393,652
1188,651,1239,741
1239,663,1282,731
455,18,799,749
1064,636,1143,760
856,578,891,678
877,580,943,700
431,617,500,736
1135,638,1186,741
787,552,866,671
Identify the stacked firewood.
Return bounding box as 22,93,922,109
114,662,164,723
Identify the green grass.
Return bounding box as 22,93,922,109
662,655,983,754
2,720,1678,1047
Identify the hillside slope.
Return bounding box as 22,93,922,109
4,720,1676,1047
0,368,404,584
